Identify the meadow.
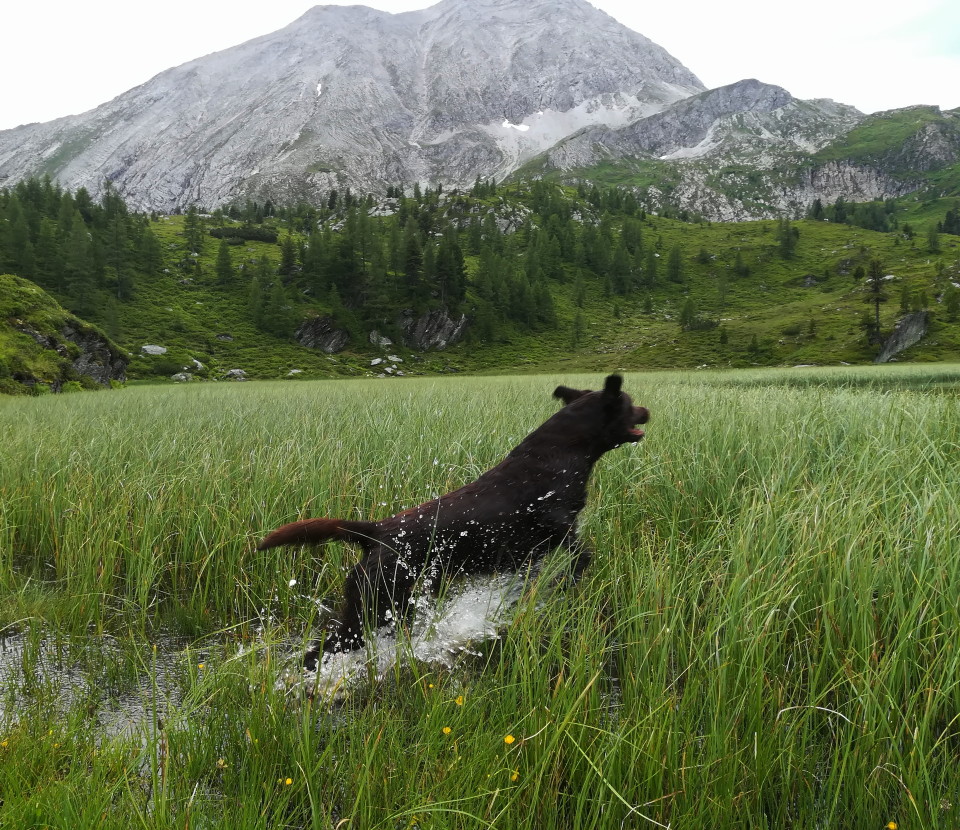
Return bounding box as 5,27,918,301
1,366,960,828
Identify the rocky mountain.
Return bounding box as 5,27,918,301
0,0,703,212
1,0,957,221
531,83,960,220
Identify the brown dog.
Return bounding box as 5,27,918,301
259,374,648,668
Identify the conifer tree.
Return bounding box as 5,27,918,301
279,234,298,276
945,283,960,321
436,230,466,307
34,218,63,291
183,205,205,256
64,218,96,316
777,219,798,259
610,241,632,295
667,243,684,283
864,258,888,344
105,214,133,300
403,221,424,304
136,226,164,278
215,238,234,285
571,310,585,346
262,281,293,336
733,250,750,278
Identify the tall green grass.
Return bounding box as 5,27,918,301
1,368,959,827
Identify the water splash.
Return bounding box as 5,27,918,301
289,569,540,701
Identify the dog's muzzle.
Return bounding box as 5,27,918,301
627,406,650,440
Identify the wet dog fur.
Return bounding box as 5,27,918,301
258,374,649,669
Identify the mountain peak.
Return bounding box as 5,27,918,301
0,0,705,210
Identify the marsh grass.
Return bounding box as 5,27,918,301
1,368,960,827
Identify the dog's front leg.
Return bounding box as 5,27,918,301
305,547,417,667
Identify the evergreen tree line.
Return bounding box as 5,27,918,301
217,179,699,342
807,197,900,233
0,176,163,323
938,206,960,236
2,175,747,347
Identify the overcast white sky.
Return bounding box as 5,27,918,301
2,0,959,131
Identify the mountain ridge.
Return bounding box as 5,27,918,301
0,0,703,211
0,0,958,222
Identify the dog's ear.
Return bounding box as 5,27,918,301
554,385,589,405
602,374,624,409
603,375,623,396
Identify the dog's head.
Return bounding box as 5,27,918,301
553,374,649,451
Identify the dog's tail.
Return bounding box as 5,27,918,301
257,518,377,551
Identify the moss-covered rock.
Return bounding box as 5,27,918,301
0,274,129,395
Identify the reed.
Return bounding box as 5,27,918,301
1,367,959,827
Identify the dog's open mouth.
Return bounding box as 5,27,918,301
626,407,650,440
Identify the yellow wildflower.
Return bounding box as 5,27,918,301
886,824,897,830
284,777,293,786
216,758,227,769
442,726,452,735
511,769,519,782
504,734,516,745
455,695,464,706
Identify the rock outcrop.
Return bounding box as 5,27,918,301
60,324,128,386
398,308,468,350
295,316,350,353
875,311,930,364
1,273,128,394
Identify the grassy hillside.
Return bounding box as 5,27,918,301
3,178,960,389
115,206,960,377
812,106,953,169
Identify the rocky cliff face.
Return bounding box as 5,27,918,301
0,0,703,211
295,307,468,354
